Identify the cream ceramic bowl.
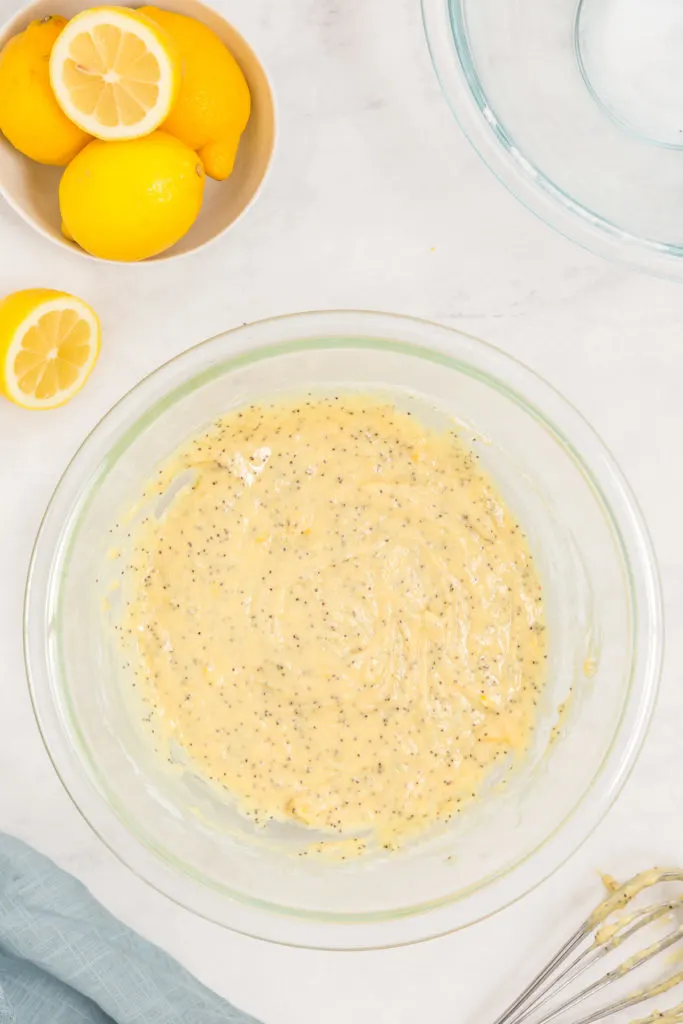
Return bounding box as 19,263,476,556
0,0,275,261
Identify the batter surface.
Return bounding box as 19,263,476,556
124,396,547,849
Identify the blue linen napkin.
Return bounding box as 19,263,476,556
0,833,261,1023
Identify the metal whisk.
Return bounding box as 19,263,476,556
492,869,683,1024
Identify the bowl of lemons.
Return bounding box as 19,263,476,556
0,0,275,261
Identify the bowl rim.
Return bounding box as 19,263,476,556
420,0,683,281
24,309,664,949
0,0,277,264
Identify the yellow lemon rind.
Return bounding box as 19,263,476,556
0,290,101,410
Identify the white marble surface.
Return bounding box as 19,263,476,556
1,0,682,1020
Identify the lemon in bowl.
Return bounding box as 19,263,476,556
49,6,181,141
0,15,90,165
0,0,275,262
140,6,251,180
60,130,205,261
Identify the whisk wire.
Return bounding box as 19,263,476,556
503,935,612,1024
490,925,589,1024
517,925,683,1024
492,870,683,1024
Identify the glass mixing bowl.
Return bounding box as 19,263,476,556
422,0,683,278
25,310,662,949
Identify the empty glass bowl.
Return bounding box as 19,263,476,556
25,311,662,948
422,0,683,278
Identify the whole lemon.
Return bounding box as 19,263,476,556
59,131,205,261
0,15,91,165
139,7,251,181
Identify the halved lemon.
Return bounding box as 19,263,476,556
0,289,101,410
49,7,180,140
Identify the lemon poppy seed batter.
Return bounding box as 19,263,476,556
124,396,547,849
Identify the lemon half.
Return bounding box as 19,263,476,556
49,6,180,141
0,289,100,410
